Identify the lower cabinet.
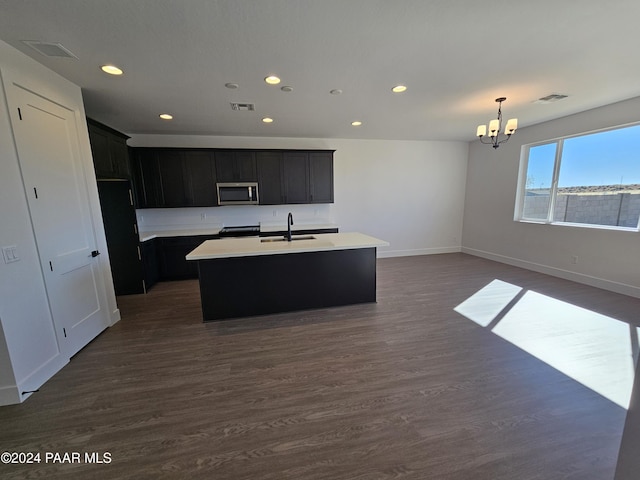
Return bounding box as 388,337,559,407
148,229,338,285
141,238,159,292
158,235,219,280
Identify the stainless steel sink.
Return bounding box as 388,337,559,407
260,235,316,243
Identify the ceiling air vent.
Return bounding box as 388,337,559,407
22,41,78,58
534,93,569,104
230,102,255,112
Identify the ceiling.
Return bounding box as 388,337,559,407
1,0,640,142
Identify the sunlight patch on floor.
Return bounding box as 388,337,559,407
455,280,639,409
454,279,523,327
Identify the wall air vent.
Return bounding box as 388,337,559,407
22,41,78,58
534,94,569,104
230,103,255,111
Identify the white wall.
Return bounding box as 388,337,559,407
0,40,117,404
463,96,640,298
129,135,469,257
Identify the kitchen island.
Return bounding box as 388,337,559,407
186,232,389,321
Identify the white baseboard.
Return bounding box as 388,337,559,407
0,384,21,406
0,353,68,406
110,307,121,327
462,247,640,299
378,246,462,258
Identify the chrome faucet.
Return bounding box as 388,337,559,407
287,212,294,241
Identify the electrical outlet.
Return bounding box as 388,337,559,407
571,255,578,264
201,213,206,221
273,210,277,217
2,245,19,264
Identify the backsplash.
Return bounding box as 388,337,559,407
136,204,335,232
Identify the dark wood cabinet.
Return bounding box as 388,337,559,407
215,151,257,182
87,119,130,179
259,150,334,205
257,151,284,204
131,148,333,208
309,152,334,203
184,150,217,206
158,234,219,280
132,149,162,208
97,179,145,295
141,238,159,292
282,152,310,204
157,150,189,207
132,149,217,208
155,228,338,281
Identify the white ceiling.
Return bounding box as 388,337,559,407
1,0,640,142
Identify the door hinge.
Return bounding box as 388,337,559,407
63,328,67,338
17,107,22,120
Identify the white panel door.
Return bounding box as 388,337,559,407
8,84,109,358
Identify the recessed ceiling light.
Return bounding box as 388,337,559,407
351,121,362,126
330,89,343,95
159,113,173,120
262,117,274,123
101,64,123,75
280,86,293,92
264,76,281,85
392,85,407,93
225,83,239,89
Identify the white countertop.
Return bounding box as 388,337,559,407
139,228,221,242
259,222,339,233
139,223,339,242
186,232,388,260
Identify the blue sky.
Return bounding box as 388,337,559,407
527,124,640,189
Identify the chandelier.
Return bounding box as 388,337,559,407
476,97,518,149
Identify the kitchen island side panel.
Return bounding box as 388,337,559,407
197,247,377,321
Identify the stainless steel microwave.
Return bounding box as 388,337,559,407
216,182,259,205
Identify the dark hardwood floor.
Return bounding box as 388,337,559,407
1,253,639,480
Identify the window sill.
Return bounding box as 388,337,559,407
517,219,639,233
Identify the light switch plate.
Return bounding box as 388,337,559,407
2,245,19,264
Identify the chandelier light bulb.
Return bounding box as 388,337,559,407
476,97,518,149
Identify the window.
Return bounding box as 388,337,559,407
518,124,640,230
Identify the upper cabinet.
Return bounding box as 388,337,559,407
87,119,131,179
256,151,284,204
131,148,333,208
184,150,217,206
132,148,217,208
282,151,310,204
215,150,257,182
260,150,334,205
308,151,334,203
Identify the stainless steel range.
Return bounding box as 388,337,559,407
218,225,260,237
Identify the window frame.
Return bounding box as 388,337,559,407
515,123,640,232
